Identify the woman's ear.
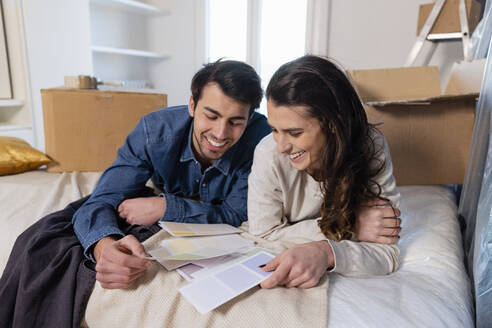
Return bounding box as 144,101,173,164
328,121,336,134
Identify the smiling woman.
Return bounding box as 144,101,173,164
267,103,327,175
247,55,401,289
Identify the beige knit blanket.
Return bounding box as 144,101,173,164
82,230,329,328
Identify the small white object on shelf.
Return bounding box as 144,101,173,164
90,0,170,16
91,45,170,59
0,123,29,131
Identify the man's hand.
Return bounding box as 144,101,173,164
118,196,166,226
356,198,401,244
260,240,334,289
94,235,153,289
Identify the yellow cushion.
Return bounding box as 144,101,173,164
0,136,50,176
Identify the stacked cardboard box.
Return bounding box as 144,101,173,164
41,88,167,172
349,59,485,185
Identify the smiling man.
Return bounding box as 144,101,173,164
72,60,270,289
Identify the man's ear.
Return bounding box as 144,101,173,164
188,95,195,117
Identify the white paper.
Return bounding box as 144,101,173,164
159,222,242,237
179,250,275,314
148,234,254,270
177,248,271,281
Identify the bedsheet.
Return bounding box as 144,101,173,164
0,171,474,327
0,170,101,272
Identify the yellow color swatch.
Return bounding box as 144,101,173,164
166,238,197,253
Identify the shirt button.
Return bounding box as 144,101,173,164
202,183,206,187
196,179,199,183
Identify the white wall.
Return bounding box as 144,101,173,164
327,0,464,87
328,0,427,69
21,0,93,150
148,0,204,107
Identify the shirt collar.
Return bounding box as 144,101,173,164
179,125,195,163
180,122,236,176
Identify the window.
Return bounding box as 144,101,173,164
207,0,308,115
208,0,248,63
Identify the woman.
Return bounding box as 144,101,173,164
247,55,401,289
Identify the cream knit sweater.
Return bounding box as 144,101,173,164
245,132,400,276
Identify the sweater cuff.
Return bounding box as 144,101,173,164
326,240,349,274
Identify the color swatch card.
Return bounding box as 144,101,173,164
177,248,270,281
159,222,242,237
179,250,275,314
148,234,254,270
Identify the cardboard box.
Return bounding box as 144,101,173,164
41,88,167,172
417,0,482,36
348,59,485,185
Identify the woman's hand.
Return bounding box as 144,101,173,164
260,240,334,289
356,198,401,244
118,196,166,226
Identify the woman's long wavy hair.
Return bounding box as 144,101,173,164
266,55,386,241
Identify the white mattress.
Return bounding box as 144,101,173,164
327,185,474,327
0,172,473,327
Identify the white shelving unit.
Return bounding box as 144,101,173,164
90,0,170,16
89,0,171,88
0,0,179,148
0,1,35,145
91,45,170,59
0,99,24,108
0,124,33,144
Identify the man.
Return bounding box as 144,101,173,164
73,59,270,289
0,59,400,328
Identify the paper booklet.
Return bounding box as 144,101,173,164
147,223,276,313
177,247,271,281
159,221,242,237
148,234,254,270
179,250,275,314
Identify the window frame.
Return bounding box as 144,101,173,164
196,0,330,83
0,3,12,99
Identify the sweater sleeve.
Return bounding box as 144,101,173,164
327,240,399,276
371,131,401,208
247,137,288,237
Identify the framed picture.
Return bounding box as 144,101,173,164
0,3,12,99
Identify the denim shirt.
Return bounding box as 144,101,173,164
72,105,271,261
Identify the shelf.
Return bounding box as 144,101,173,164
90,0,170,16
0,99,24,108
0,124,33,144
92,45,170,59
0,124,30,131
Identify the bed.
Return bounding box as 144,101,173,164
0,169,474,327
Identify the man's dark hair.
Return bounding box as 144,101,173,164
191,59,263,115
